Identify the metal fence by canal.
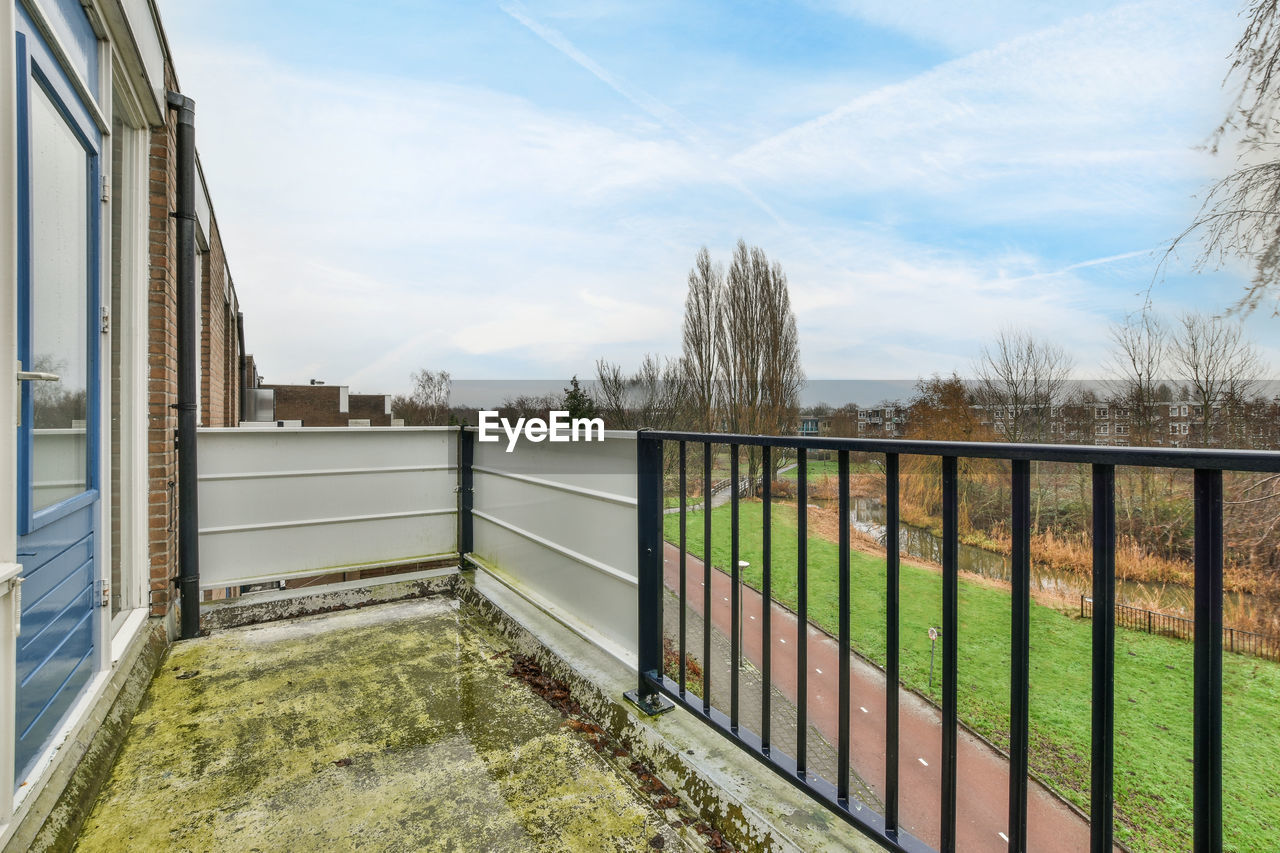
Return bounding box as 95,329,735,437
631,430,1280,853
1081,595,1280,662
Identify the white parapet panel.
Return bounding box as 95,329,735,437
470,430,638,660
197,427,458,588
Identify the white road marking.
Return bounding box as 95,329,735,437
723,597,729,602
860,706,868,713
779,638,787,644
918,757,928,767
749,615,755,620
814,667,823,674
998,832,1009,843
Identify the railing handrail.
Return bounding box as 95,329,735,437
640,429,1280,472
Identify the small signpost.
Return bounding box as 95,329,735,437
928,626,941,689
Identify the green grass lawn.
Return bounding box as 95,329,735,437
664,500,1280,852
779,458,879,481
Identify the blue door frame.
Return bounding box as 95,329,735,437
13,0,103,782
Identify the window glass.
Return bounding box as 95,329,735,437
29,82,90,511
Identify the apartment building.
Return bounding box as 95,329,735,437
2,0,249,844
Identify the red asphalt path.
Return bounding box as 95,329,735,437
663,542,1104,852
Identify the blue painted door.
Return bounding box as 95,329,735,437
13,3,103,781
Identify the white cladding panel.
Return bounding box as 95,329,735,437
197,428,457,588
471,431,637,657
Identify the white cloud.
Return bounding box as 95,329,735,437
181,49,718,387
734,0,1237,221
814,0,1147,55
166,1,1259,396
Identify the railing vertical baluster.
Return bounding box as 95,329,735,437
730,444,741,732
679,441,687,694
704,442,713,712
797,447,809,778
1091,464,1116,852
838,449,851,802
885,453,900,836
941,455,959,853
1009,459,1031,852
1193,469,1223,852
762,444,772,754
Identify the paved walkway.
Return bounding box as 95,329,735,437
660,584,871,806
663,542,1104,853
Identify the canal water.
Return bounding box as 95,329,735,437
839,498,1253,622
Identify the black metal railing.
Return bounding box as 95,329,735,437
632,431,1280,853
1081,595,1280,662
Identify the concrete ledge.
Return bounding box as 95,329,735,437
4,619,169,853
464,568,884,853
200,567,461,631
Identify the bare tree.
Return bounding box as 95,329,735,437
391,368,451,425
759,256,805,461
594,359,630,428
593,355,692,431
718,240,765,439
972,328,1074,443
1169,312,1265,446
681,247,722,431
1105,313,1168,445
716,240,804,482
1171,0,1280,315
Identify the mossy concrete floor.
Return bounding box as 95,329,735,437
75,598,682,852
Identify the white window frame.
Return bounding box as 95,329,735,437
106,52,151,640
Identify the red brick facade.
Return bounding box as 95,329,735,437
264,385,348,426
200,213,240,428
147,65,244,617
350,394,393,426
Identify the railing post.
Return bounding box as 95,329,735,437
1193,469,1223,852
1090,463,1116,853
627,430,674,715
941,455,959,853
458,427,474,557
884,452,901,836
1009,459,1031,852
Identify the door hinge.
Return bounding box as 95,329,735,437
96,578,110,608
101,305,110,334
101,173,110,203
5,575,22,637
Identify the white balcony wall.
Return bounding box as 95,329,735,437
470,430,637,663
197,427,458,588
32,429,88,509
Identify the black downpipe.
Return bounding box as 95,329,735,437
168,91,200,640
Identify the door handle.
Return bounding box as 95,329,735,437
15,365,61,426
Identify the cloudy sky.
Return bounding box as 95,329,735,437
160,0,1275,395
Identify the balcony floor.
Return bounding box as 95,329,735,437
75,598,682,851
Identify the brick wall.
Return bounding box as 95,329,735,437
147,65,244,618
264,385,349,426
199,216,239,427
146,65,180,617
349,394,392,426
